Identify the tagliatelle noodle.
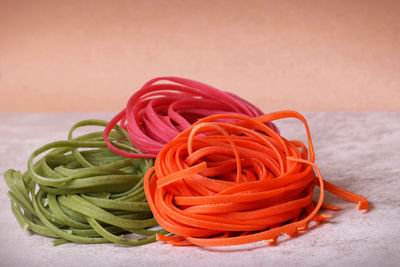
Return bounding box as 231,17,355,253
104,77,278,158
4,120,166,245
143,111,368,247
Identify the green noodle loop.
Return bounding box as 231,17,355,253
4,119,167,246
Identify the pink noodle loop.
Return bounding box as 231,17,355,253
104,76,278,158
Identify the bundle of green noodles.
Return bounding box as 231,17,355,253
4,119,166,245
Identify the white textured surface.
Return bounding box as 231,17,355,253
0,112,399,267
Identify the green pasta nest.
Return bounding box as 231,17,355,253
4,119,166,245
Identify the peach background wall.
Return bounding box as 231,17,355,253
0,0,399,112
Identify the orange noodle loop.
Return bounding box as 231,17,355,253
144,110,368,247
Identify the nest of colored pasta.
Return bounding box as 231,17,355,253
4,120,166,245
144,111,368,246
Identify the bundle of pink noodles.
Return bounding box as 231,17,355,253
104,76,278,158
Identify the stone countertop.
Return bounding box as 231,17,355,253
0,112,399,267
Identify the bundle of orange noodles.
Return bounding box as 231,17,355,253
143,111,368,246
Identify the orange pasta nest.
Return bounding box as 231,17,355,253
144,110,368,246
